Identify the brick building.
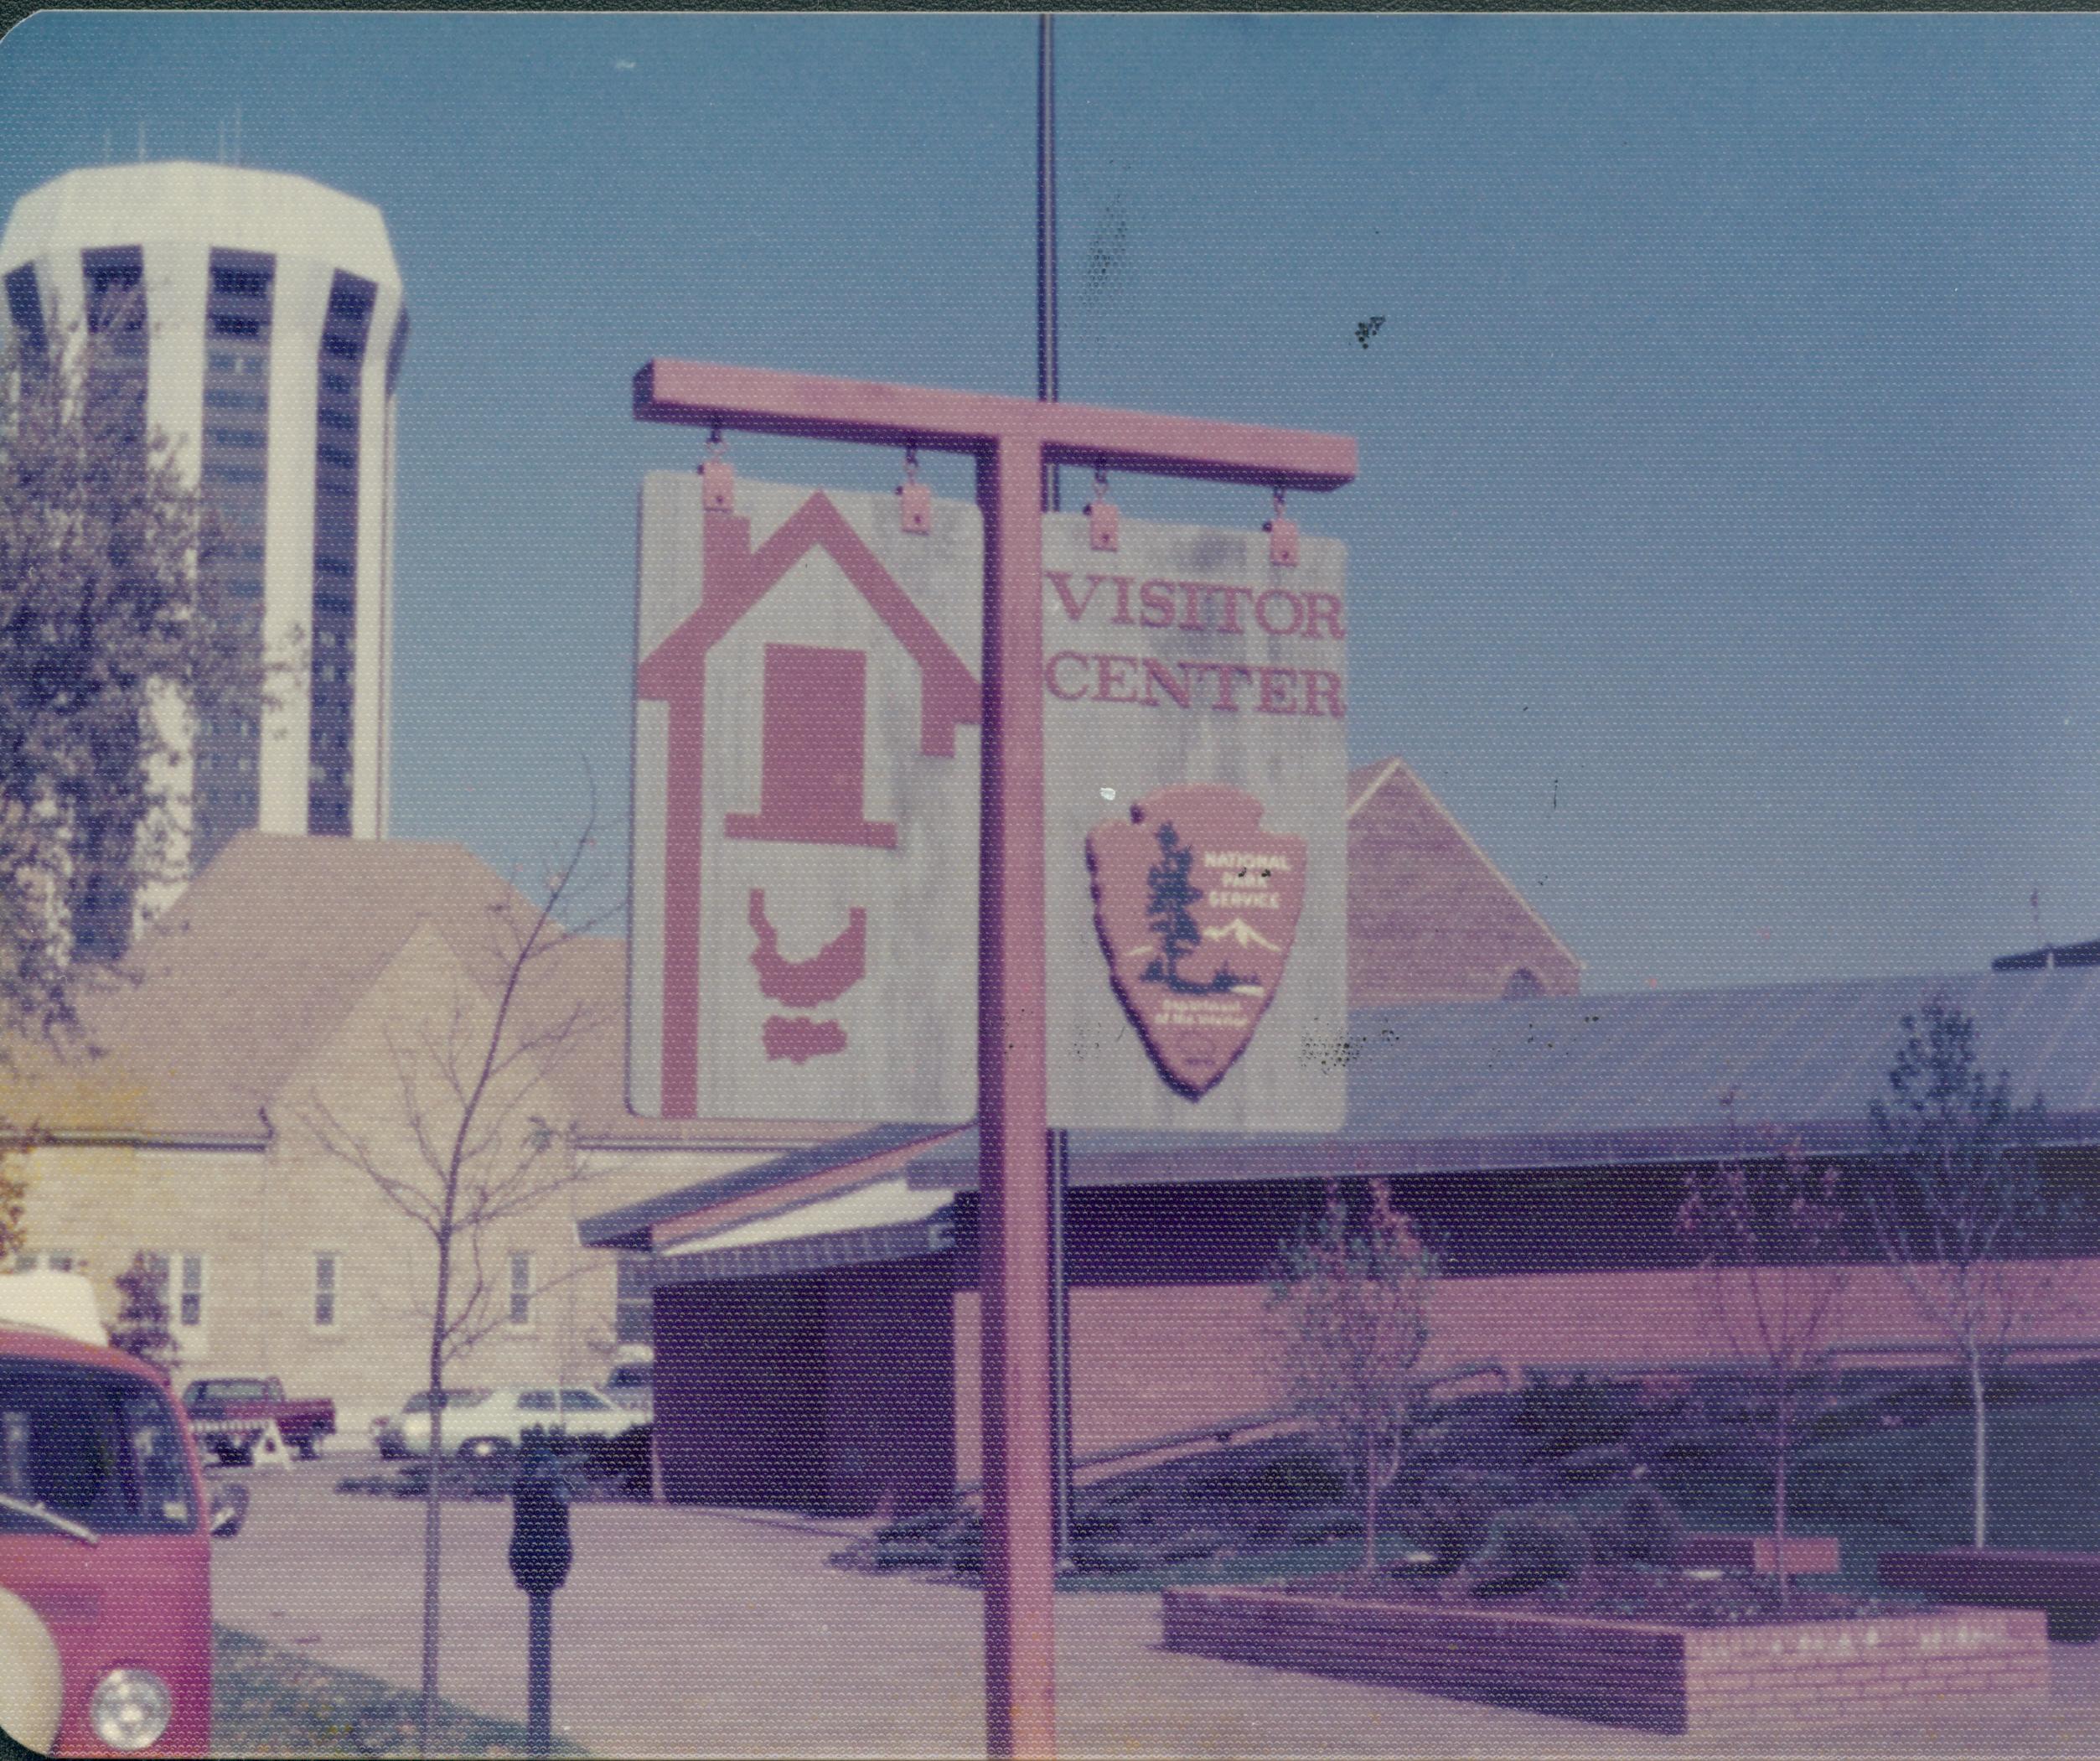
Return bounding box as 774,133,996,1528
584,971,2100,1518
2,833,847,1432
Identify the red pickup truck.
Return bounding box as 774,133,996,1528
180,1376,336,1463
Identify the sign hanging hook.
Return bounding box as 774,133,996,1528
1264,485,1299,568
701,422,736,512
1085,459,1119,553
897,441,933,534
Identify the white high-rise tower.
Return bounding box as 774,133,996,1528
1,162,406,903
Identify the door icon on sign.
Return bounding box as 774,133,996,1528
725,645,897,849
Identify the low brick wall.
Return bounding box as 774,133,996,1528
1880,1549,2100,1641
1161,1583,2048,1738
1682,1606,2049,1737
1680,1531,1841,1577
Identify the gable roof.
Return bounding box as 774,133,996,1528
7,835,538,1141
6,834,857,1154
1347,757,1581,1007
8,751,1579,1145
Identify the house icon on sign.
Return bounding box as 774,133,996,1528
635,488,980,1115
638,490,980,847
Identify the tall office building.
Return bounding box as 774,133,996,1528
0,162,406,909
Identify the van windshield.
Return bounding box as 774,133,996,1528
0,1356,198,1535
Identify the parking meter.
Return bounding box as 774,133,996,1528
508,1433,569,1757
508,1434,572,1595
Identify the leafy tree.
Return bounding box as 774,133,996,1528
1,305,251,1039
1677,1137,1850,1609
303,820,605,1753
1866,997,2070,1548
1269,1178,1436,1573
0,1133,26,1264
108,1249,178,1372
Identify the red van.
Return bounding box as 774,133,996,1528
0,1272,212,1757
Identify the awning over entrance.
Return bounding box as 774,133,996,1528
652,1177,953,1285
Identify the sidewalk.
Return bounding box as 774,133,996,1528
211,1461,2100,1759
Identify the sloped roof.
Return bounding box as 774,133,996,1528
885,966,2100,1193
8,834,535,1140
581,966,2100,1251
9,748,1580,1147
6,834,856,1153
1347,757,1581,1007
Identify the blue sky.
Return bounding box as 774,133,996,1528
3,13,2098,997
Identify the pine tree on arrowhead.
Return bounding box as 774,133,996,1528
1140,821,1205,991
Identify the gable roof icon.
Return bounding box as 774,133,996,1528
637,489,980,759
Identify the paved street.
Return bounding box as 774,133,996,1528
213,1458,2100,1760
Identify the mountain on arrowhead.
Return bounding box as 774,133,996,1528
1202,917,1285,953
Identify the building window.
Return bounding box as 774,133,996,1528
313,1252,339,1329
308,268,373,840
13,1251,74,1273
508,1252,533,1328
615,1252,653,1346
194,251,275,874
82,246,145,334
178,1255,204,1329
5,263,49,373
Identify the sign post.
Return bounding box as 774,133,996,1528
634,360,1353,1759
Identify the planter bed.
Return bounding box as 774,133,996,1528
1879,1548,2100,1642
1161,1573,2048,1737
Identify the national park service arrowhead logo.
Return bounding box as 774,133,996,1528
1087,785,1306,1101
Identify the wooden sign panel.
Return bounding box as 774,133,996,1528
1040,511,1347,1132
630,474,983,1122
629,481,1344,1130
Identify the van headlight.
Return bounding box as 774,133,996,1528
90,1668,173,1751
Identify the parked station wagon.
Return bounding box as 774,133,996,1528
375,1385,636,1458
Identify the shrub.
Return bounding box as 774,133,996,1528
1466,1506,1591,1593
1591,1489,1684,1569
1515,1375,1634,1458
1269,1178,1438,1574
1404,1483,1500,1568
109,1251,179,1372
574,1424,653,1499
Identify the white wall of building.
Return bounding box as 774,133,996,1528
0,162,406,883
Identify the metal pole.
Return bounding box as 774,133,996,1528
1037,13,1059,510
525,1591,552,1758
1048,1127,1073,1567
1037,8,1073,1581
